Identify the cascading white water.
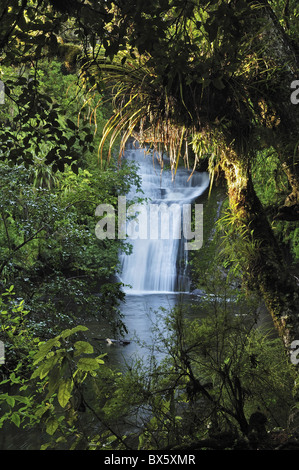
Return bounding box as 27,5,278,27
120,144,210,294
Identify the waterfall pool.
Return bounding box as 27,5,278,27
89,143,211,368
84,292,206,370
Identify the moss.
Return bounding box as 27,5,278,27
56,43,82,73
189,182,227,289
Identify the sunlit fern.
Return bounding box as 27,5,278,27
30,155,59,190
78,32,272,186
79,50,199,180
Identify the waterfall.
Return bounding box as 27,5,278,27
120,144,210,294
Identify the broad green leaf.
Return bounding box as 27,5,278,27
74,341,94,356
95,355,105,365
40,357,59,379
34,338,61,363
35,404,51,419
31,356,58,380
41,443,51,450
11,413,20,428
46,417,59,436
13,395,31,405
77,357,100,372
31,365,43,380
6,396,15,408
47,366,61,396
58,378,73,408
60,325,89,339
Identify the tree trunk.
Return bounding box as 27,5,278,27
220,146,299,349
215,2,299,348
281,162,299,205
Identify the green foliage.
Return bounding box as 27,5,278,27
0,288,109,448
252,148,288,209
189,184,227,289
0,46,143,449
290,227,299,260
216,203,263,279
0,73,93,172
0,286,39,375
0,157,134,328
128,298,296,449
0,287,42,431
31,325,105,410
271,0,299,39
251,147,299,263
0,56,141,331
0,284,131,450
274,222,299,263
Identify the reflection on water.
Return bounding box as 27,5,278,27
86,293,200,369
86,289,274,371
87,292,271,371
